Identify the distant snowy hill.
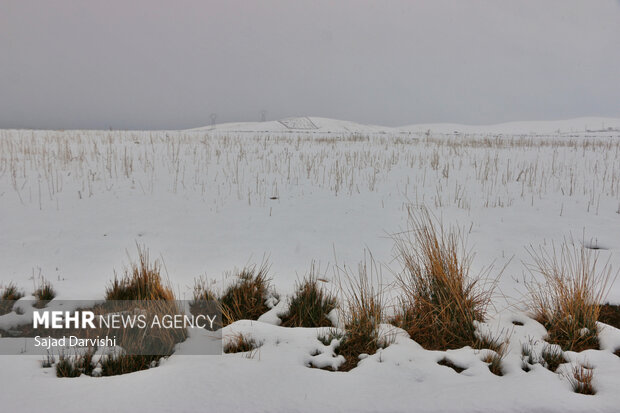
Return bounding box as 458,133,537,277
401,117,620,135
189,116,391,134
189,116,620,135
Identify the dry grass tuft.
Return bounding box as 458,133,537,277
192,277,218,303
526,240,616,352
280,263,337,328
568,365,596,395
55,349,96,377
0,282,24,315
56,350,165,377
541,344,567,372
520,341,537,372
482,351,505,376
474,332,506,354
219,262,272,326
335,256,386,371
392,207,495,350
224,333,261,354
33,278,56,308
478,335,507,376
56,247,186,378
190,277,221,328
106,245,174,301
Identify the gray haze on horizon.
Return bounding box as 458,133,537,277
1,0,620,130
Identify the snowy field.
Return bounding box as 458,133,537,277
1,117,620,412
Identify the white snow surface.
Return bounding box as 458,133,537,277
192,116,620,136
1,117,620,412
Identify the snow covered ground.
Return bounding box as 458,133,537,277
1,117,619,412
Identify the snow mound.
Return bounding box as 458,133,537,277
278,117,318,130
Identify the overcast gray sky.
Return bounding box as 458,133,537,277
1,0,620,130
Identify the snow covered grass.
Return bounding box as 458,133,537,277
2,128,619,216
567,364,596,395
526,240,616,351
1,120,620,411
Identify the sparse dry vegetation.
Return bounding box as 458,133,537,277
540,344,567,372
2,129,619,213
55,351,95,378
55,247,185,378
567,365,596,395
391,208,495,350
99,354,164,376
224,333,262,354
33,278,56,308
0,282,24,315
526,240,616,352
106,246,174,301
482,350,505,377
334,257,386,372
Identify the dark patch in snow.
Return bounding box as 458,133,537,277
437,358,466,373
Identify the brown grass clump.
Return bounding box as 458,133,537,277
392,207,495,350
526,240,616,352
56,247,185,378
482,351,505,377
280,264,337,328
55,350,96,377
477,333,507,376
105,246,174,301
335,257,386,372
33,278,56,308
598,303,620,329
568,365,596,395
55,350,165,377
190,277,221,329
192,277,218,303
99,354,163,376
219,263,271,326
224,333,261,354
0,282,24,315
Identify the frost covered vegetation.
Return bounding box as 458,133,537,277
1,124,620,412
